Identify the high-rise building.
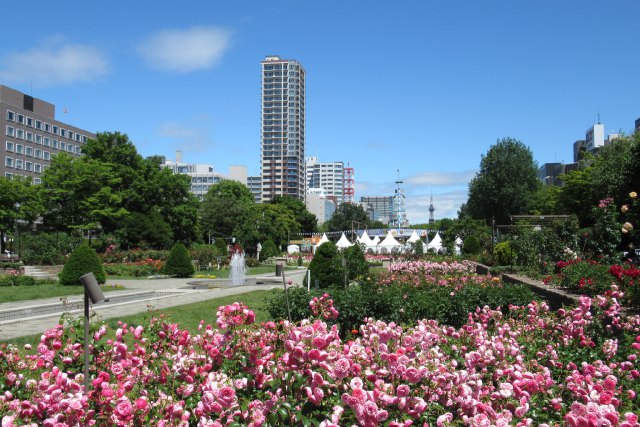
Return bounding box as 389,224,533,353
247,176,262,203
360,196,394,224
635,117,640,133
260,55,306,202
305,156,344,205
1,85,95,182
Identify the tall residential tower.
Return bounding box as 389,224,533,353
260,55,306,202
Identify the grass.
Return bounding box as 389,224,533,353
0,290,275,348
0,283,123,303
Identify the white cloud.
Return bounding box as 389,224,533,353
405,170,477,187
157,121,211,153
0,41,109,86
137,26,231,72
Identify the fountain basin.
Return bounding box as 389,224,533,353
183,277,282,290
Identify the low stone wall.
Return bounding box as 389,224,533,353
502,274,579,310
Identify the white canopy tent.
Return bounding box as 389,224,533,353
407,230,422,244
336,233,353,249
377,231,402,254
314,233,330,253
427,232,443,253
287,244,300,254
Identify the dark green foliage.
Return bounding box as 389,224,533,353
558,260,613,295
18,232,83,265
343,243,369,281
245,256,260,267
189,244,222,268
59,244,106,286
297,254,303,266
214,239,228,256
260,240,280,260
414,240,424,256
270,196,318,234
464,137,541,224
325,203,379,232
306,242,344,288
462,235,482,255
267,278,537,335
163,243,194,278
115,210,174,250
0,275,39,287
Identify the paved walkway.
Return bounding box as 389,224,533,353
0,268,307,341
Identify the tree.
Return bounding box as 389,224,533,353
58,244,106,286
325,203,371,232
343,243,369,281
200,180,254,241
270,196,317,234
164,243,194,278
557,167,596,227
0,177,42,253
465,138,540,225
234,203,300,250
115,210,174,249
307,242,343,288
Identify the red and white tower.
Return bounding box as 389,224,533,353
344,165,355,204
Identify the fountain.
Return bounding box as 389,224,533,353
229,251,246,286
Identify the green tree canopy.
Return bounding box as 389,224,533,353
200,180,255,241
234,203,300,250
0,177,42,253
270,196,318,233
464,137,540,225
325,203,373,232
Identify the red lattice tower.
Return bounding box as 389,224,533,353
344,165,355,204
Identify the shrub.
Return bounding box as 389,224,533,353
163,243,194,278
19,232,83,265
493,240,513,266
297,254,303,266
58,244,106,286
115,210,174,250
189,244,222,268
245,256,260,268
0,275,39,287
343,243,369,281
462,235,481,255
260,240,280,260
214,239,228,256
557,260,613,295
306,242,343,289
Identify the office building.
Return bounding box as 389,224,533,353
360,196,394,225
162,151,248,200
635,117,640,133
306,189,336,225
305,156,344,205
260,55,306,202
1,85,94,182
247,176,262,203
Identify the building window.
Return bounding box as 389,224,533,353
35,149,42,159
16,114,24,124
52,139,59,149
60,142,66,151
5,157,13,167
6,111,15,121
26,132,34,142
68,131,74,140
25,146,33,157
35,134,42,144
75,146,81,155
34,164,42,173
60,129,66,138
26,117,33,127
15,144,23,154
15,159,23,169
34,178,41,184
82,135,88,143
43,151,50,160
66,144,74,153
44,123,51,133
35,120,42,130
43,137,50,147
6,126,15,137
75,133,81,142
5,173,13,179
52,125,59,135
6,141,14,152
25,161,33,171
16,129,24,140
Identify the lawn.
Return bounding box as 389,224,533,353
0,283,122,303
0,290,275,347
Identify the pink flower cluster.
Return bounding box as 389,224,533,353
215,302,256,330
309,293,339,320
2,262,640,426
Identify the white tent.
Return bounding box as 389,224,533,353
378,231,402,254
358,230,374,246
287,244,300,254
407,230,422,243
336,233,353,249
314,233,330,253
371,235,381,248
427,232,443,253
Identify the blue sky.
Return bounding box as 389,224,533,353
2,1,639,223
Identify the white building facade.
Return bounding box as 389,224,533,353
305,156,344,205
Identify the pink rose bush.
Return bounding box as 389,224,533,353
2,263,640,426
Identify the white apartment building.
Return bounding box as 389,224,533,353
306,156,344,205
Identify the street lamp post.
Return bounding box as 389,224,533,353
14,203,20,260
79,272,105,392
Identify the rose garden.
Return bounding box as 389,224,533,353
1,134,640,425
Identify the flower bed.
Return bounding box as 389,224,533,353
103,258,165,277
2,289,639,426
